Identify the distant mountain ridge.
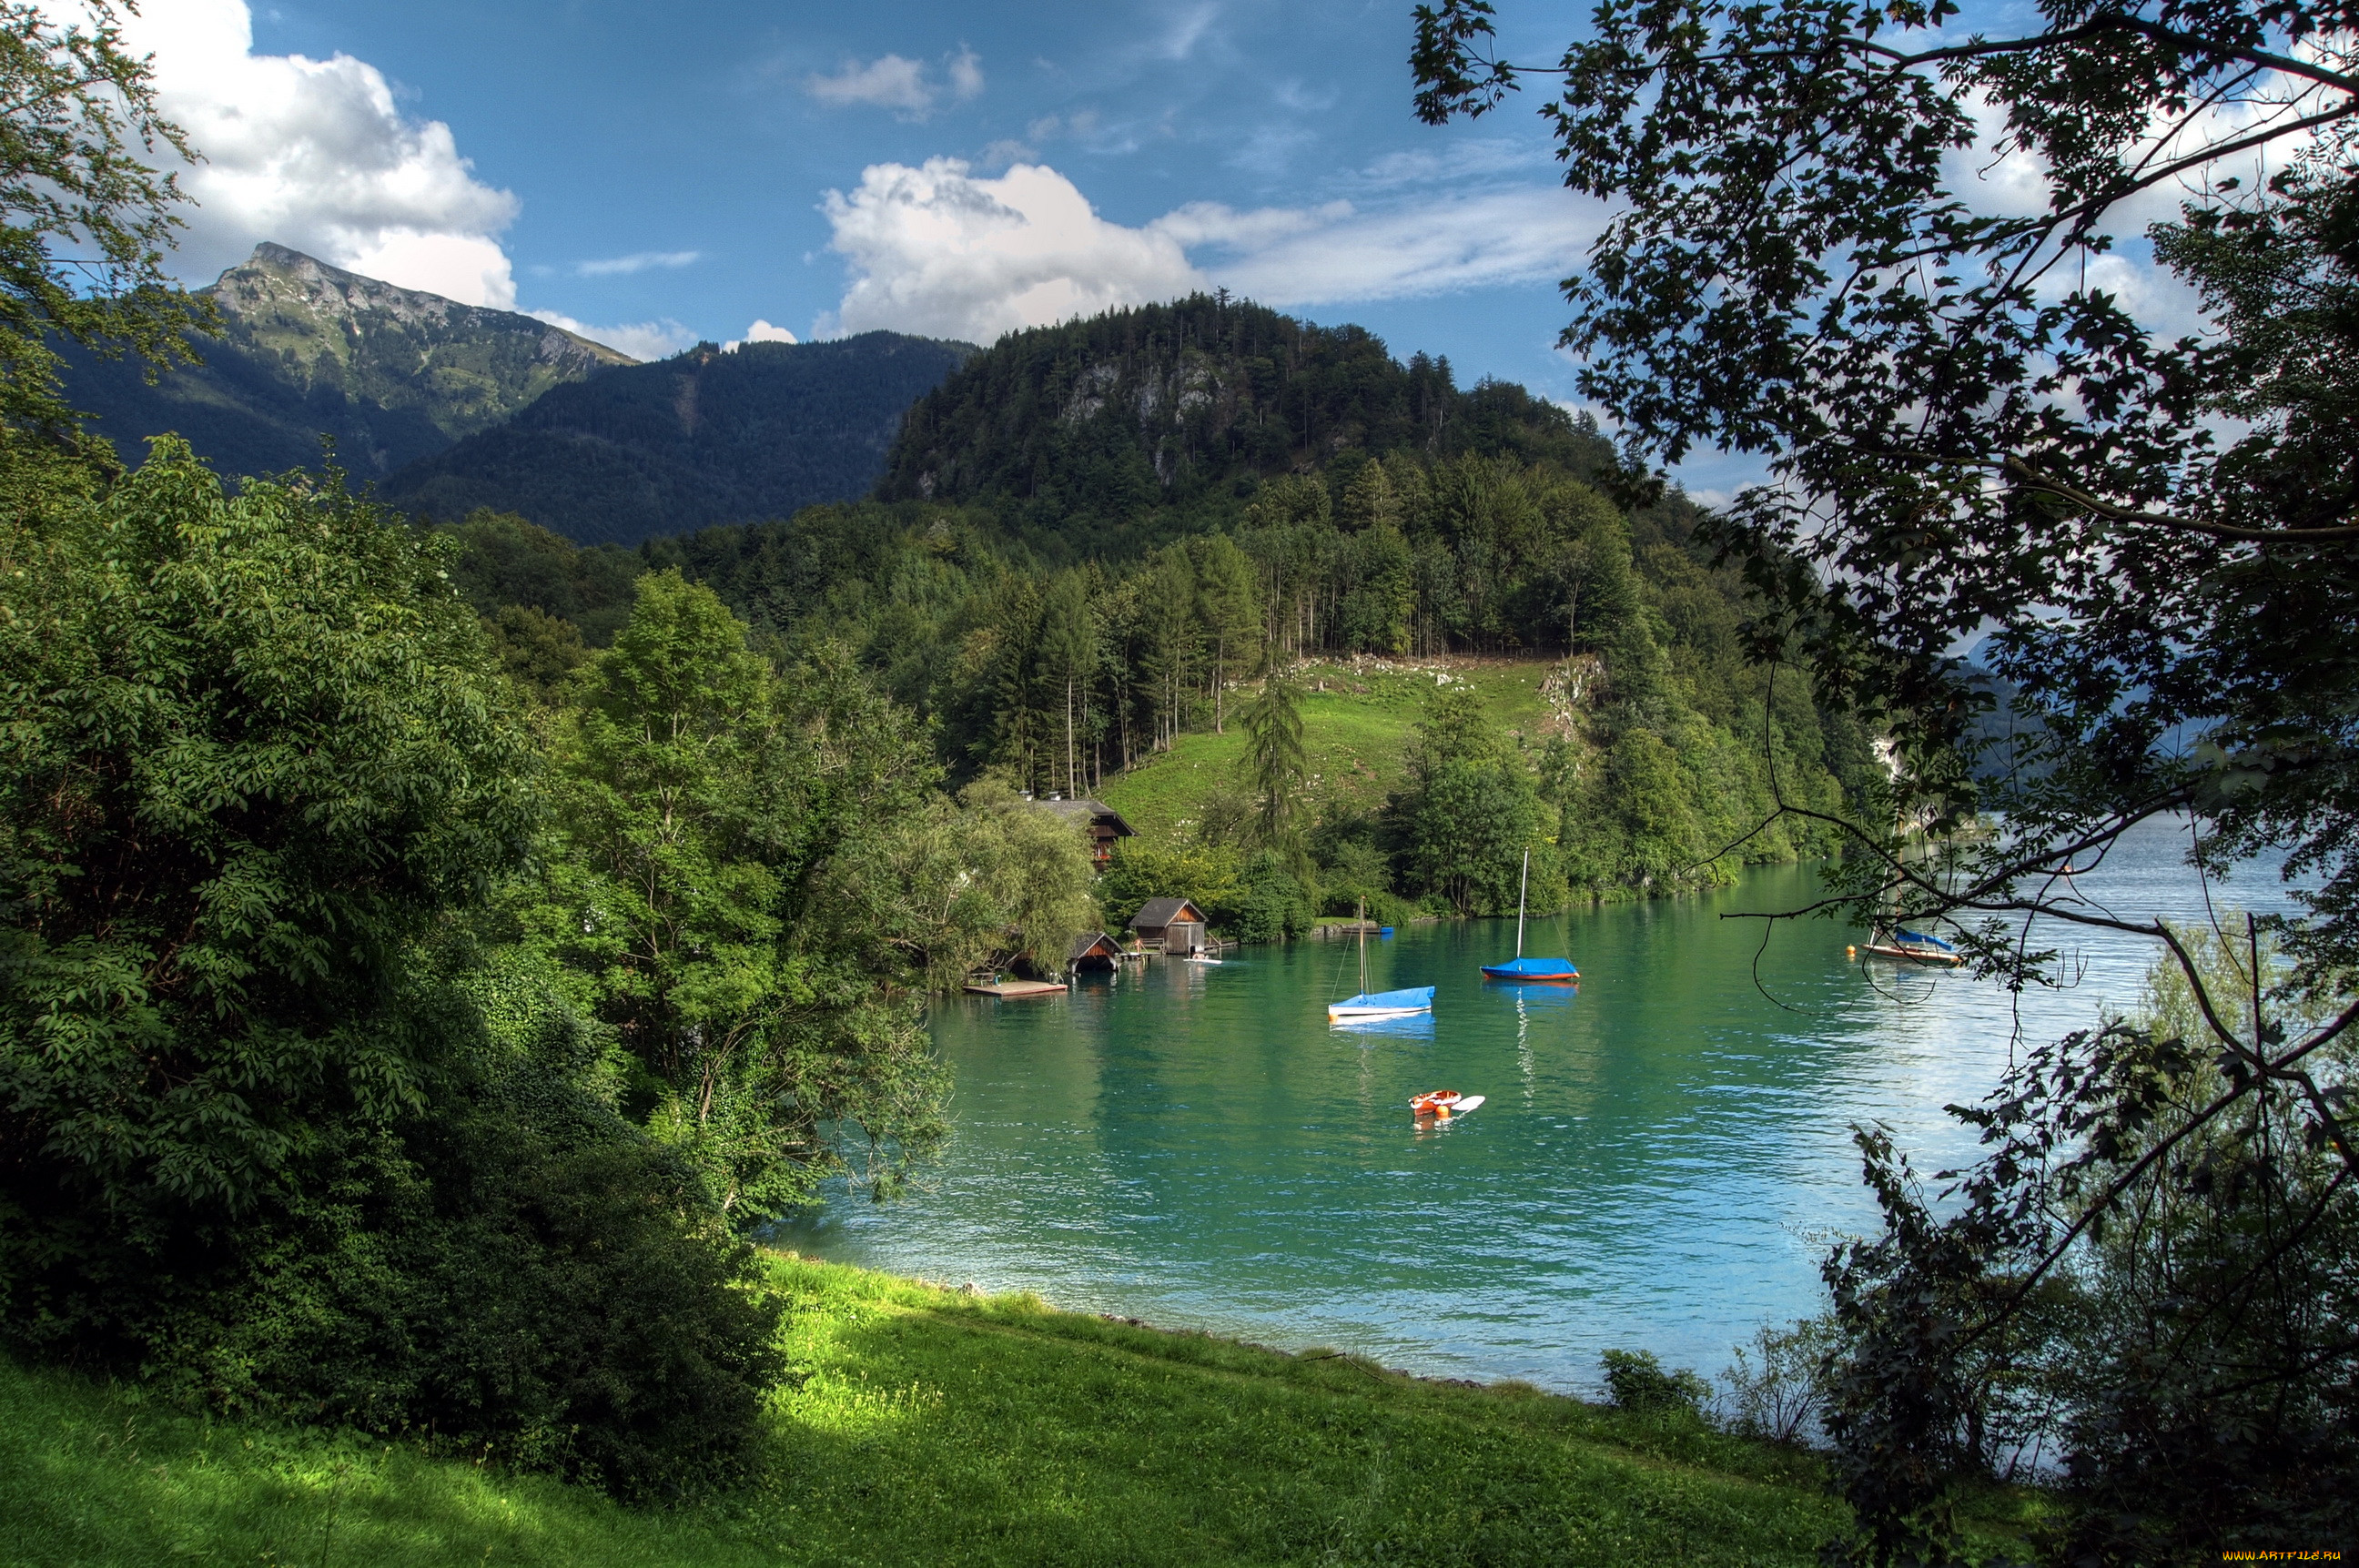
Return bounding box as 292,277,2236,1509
66,244,632,478
382,333,976,548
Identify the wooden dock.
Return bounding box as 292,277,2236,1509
964,978,1069,997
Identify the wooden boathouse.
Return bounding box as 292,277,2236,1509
1128,896,1210,956
1032,794,1137,872
1068,931,1128,970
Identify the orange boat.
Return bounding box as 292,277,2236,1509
1410,1090,1483,1121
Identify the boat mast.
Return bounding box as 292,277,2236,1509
1357,896,1368,996
1515,848,1529,959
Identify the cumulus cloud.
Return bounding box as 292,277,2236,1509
823,159,1207,342
820,158,1606,342
115,0,522,306
724,319,800,350
528,310,697,363
576,249,702,278
805,47,984,119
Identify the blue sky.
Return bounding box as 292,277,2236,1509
128,0,1709,477
118,0,2219,502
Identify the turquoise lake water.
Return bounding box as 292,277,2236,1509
776,818,2297,1393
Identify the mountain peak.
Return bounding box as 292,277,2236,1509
205,244,633,369
63,242,639,481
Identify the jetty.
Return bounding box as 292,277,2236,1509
964,978,1068,997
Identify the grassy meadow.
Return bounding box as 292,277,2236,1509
1096,656,1563,845
0,1250,2027,1568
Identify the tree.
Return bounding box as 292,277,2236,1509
1386,684,1542,916
0,2,210,459
0,445,785,1496
808,776,1099,988
0,441,536,1220
1039,569,1096,799
1133,545,1190,749
530,571,789,1215
1412,0,2359,1553
529,577,949,1217
1190,533,1261,733
1239,666,1311,873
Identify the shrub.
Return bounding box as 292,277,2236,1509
1230,851,1317,943
1722,1317,1838,1445
1601,1349,1710,1417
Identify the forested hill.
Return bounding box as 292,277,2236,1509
63,243,632,479
384,332,974,547
876,293,1619,558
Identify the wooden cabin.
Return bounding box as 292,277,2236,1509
1068,931,1126,970
1032,794,1137,872
1128,896,1210,956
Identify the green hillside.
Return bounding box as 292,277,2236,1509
64,244,630,478
1097,657,1558,845
387,332,976,546
439,292,1882,915
2,1252,1941,1568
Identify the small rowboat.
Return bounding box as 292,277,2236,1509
1858,926,1966,966
1410,1090,1485,1121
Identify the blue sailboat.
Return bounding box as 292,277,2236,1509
1329,899,1433,1021
1481,849,1579,984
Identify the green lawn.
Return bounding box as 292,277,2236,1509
0,1252,1900,1567
1098,657,1562,845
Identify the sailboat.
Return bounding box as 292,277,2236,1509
1328,898,1433,1021
1481,849,1579,983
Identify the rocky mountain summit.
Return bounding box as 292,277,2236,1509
66,244,633,479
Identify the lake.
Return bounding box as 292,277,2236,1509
775,817,2295,1393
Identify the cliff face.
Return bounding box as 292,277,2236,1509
65,244,633,478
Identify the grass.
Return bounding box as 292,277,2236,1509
0,1251,1928,1567
1097,655,1563,846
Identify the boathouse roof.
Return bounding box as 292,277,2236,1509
1068,930,1126,960
1128,896,1207,930
1033,795,1137,837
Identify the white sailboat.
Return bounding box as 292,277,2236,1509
1328,898,1433,1021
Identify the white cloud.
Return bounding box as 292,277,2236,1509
724,319,799,350
1208,187,1605,306
527,310,696,363
805,48,985,119
115,0,522,306
576,249,702,277
1157,4,1220,61
1150,200,1352,250
822,159,1207,342
820,158,1606,342
946,46,984,100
